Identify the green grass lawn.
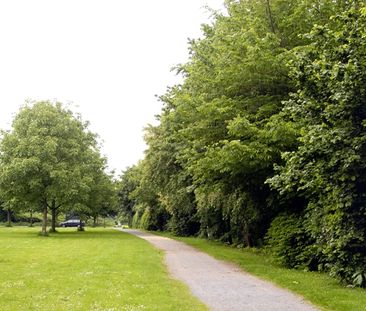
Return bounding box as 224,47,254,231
157,233,366,311
0,227,207,311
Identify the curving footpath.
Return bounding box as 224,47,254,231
119,229,318,311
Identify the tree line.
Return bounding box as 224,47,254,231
118,0,366,287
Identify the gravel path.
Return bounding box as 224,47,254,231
119,229,318,311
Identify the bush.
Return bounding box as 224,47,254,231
166,212,200,236
265,214,318,270
131,204,169,231
140,206,168,231
131,211,141,228
140,209,152,230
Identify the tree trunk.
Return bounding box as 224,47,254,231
243,224,253,248
6,209,12,227
265,0,276,34
50,208,57,232
244,232,252,248
93,215,97,227
40,203,48,236
49,199,57,232
29,209,33,227
77,218,85,231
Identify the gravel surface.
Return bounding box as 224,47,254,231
120,229,318,311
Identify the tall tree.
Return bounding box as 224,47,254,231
87,162,118,227
120,0,348,244
128,159,169,231
0,101,99,235
268,2,366,285
153,0,338,244
142,124,199,235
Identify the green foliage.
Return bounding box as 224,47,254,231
117,122,199,235
268,2,366,285
131,209,141,228
119,0,366,287
154,0,294,243
139,207,151,230
134,204,168,231
0,101,113,234
86,164,118,224
117,165,141,226
353,270,366,288
265,214,317,270
143,124,199,236
153,0,343,245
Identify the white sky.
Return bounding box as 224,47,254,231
0,0,224,175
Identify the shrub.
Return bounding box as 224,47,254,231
131,211,141,228
265,214,318,270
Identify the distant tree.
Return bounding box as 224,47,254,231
0,101,100,235
0,190,10,226
87,163,118,227
118,161,169,231
142,124,199,236
117,165,140,227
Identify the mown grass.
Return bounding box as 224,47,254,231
0,227,207,311
157,233,366,311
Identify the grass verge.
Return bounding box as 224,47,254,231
0,227,207,311
156,232,366,311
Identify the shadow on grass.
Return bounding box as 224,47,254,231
0,227,130,240
50,229,127,240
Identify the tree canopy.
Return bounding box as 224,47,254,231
0,101,112,234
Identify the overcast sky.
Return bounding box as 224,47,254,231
0,0,224,175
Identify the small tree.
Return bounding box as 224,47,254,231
87,165,117,227
117,165,142,227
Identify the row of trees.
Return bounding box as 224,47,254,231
0,101,117,235
118,0,366,286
